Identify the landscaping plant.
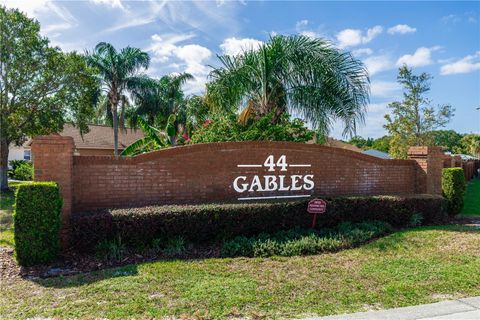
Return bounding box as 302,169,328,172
442,167,466,216
221,221,393,257
71,195,447,252
13,182,63,266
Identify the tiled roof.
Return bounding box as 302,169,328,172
61,124,144,149
26,124,144,150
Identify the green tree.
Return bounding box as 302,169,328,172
190,113,314,144
86,42,150,156
430,130,463,153
0,7,97,190
384,66,454,159
130,73,193,129
371,136,391,153
207,35,370,139
349,136,374,150
457,134,480,157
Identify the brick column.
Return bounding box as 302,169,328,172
407,146,444,195
31,135,74,247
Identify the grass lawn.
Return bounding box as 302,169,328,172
0,182,22,247
1,224,480,319
461,178,480,216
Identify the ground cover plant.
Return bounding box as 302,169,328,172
1,224,479,319
222,221,392,257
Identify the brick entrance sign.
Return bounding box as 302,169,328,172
32,137,444,220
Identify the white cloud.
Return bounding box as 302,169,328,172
1,0,79,51
370,81,401,98
387,24,416,35
336,25,383,48
440,52,480,75
396,46,441,67
220,37,263,56
90,0,125,10
352,48,373,57
296,20,309,30
148,33,213,93
363,55,393,76
294,19,320,38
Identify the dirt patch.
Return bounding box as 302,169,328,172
0,244,222,280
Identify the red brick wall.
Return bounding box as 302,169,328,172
31,135,74,246
32,138,445,217
68,142,419,212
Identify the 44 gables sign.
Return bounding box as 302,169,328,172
31,139,443,213
233,155,315,200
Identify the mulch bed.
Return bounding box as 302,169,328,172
0,244,221,281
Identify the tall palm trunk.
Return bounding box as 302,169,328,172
109,91,119,157
0,138,9,191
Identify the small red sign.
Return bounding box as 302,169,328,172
307,198,327,214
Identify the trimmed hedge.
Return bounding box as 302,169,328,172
442,168,466,216
13,182,63,266
71,195,447,252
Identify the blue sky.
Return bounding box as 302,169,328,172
2,0,479,139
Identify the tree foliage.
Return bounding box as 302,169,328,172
0,6,97,190
206,34,370,139
190,113,314,144
86,42,150,156
384,66,454,159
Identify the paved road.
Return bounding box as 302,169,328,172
306,297,480,320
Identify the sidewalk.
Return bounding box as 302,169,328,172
306,297,480,320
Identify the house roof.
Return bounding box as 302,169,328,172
27,124,144,150
362,149,391,159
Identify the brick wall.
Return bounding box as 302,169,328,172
32,138,445,217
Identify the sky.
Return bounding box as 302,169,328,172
2,0,480,139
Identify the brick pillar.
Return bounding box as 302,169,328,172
31,135,74,247
408,146,444,195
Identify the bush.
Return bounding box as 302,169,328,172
12,162,33,181
13,182,63,266
71,195,447,252
8,160,32,180
190,113,314,144
442,168,466,216
221,221,392,257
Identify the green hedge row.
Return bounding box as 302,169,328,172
71,195,448,252
442,168,466,216
13,182,63,266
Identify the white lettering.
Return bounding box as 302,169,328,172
264,175,278,191
303,174,315,190
278,175,290,191
290,175,303,191
249,175,264,192
233,176,248,193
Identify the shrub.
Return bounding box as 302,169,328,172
13,162,33,181
13,182,63,266
221,221,392,258
71,195,447,252
95,236,126,261
442,168,466,216
190,113,314,144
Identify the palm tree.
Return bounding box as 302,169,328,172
131,73,193,127
86,42,150,156
207,35,370,138
120,118,167,156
